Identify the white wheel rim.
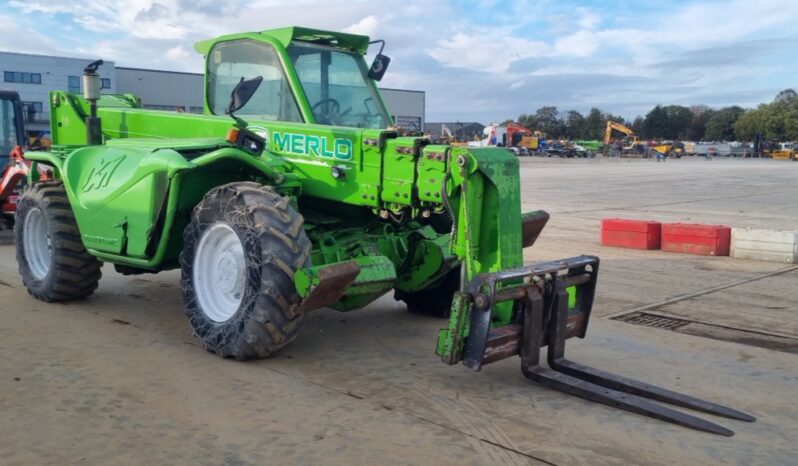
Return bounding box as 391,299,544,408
23,207,51,280
193,222,247,322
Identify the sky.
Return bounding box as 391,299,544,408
1,0,796,122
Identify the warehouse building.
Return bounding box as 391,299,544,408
115,67,205,113
0,50,425,136
0,51,116,133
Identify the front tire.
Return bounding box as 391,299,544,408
15,181,102,301
180,182,311,359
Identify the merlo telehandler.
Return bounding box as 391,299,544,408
14,27,753,435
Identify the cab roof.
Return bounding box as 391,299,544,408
194,26,371,56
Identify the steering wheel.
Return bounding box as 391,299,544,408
311,98,353,125
311,98,339,115
311,98,341,124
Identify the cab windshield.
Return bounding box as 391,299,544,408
287,42,390,129
0,96,20,158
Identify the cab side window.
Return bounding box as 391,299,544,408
0,98,19,158
207,40,302,122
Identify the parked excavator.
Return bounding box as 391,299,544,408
604,120,648,157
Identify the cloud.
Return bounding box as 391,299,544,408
0,14,61,54
3,0,797,121
134,3,169,22
576,8,600,29
176,0,242,16
344,15,379,37
651,40,797,69
554,30,599,57
428,30,548,73
165,44,191,61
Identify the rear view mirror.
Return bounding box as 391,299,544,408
227,76,263,114
367,40,390,81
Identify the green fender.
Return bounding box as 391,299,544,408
28,141,292,270
24,151,63,181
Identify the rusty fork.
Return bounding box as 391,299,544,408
462,256,755,436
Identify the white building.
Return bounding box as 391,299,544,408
115,67,204,113
0,50,425,136
0,51,116,133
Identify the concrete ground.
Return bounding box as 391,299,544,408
1,158,796,465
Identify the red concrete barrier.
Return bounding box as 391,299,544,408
662,223,731,256
600,219,661,250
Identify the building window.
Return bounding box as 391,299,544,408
101,78,111,89
189,106,204,114
68,75,81,93
4,71,42,84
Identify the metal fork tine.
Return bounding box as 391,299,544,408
549,359,755,422
524,366,735,436
519,277,746,436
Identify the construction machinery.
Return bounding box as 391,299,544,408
505,122,533,147
14,26,753,435
440,123,455,143
0,90,44,236
770,142,796,160
651,141,684,160
604,120,636,145
519,135,539,152
438,123,469,147
573,140,603,153
469,122,531,150
604,120,648,157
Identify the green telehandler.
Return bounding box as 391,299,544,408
15,27,752,435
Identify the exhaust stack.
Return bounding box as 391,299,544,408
82,59,104,145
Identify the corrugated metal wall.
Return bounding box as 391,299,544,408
116,68,205,113
382,88,425,131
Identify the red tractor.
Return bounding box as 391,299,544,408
0,90,47,238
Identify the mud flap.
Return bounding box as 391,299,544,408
293,256,397,315
521,210,549,248
293,261,361,316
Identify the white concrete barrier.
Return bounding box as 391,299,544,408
731,228,798,263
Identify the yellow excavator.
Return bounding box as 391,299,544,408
604,120,648,157
604,120,637,145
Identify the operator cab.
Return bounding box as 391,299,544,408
203,28,392,129
0,91,25,166
287,42,390,128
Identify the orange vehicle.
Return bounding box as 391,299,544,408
0,90,49,233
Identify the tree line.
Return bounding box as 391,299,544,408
507,89,798,142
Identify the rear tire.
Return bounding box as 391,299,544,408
180,182,311,359
15,181,102,301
